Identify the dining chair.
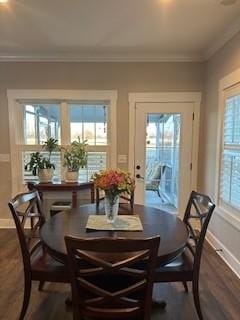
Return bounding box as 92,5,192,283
65,236,160,320
96,187,134,213
8,190,70,320
154,190,215,320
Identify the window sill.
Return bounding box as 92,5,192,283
215,206,240,232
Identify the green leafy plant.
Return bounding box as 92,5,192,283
25,138,59,176
63,138,88,172
42,138,59,162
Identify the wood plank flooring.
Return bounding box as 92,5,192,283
0,229,239,320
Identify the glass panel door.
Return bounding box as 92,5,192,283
134,102,193,216
145,113,180,213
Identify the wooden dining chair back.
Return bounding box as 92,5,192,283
96,188,135,213
65,236,160,320
9,190,45,250
183,191,215,272
154,190,215,320
8,190,69,320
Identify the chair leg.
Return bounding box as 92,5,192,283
182,281,188,292
38,281,44,291
192,281,203,320
19,278,32,320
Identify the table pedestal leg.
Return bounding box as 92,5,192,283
152,299,167,309
65,296,72,306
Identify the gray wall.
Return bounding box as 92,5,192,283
1,37,239,269
201,31,240,261
0,61,204,219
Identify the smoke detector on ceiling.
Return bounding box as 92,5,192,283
219,0,237,5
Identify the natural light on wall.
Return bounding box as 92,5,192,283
158,0,172,3
0,0,8,3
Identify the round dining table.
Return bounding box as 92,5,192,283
40,203,189,267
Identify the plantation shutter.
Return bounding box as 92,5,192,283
220,94,240,209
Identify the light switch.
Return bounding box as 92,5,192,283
118,154,127,163
0,154,10,162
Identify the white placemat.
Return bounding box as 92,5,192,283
86,215,143,231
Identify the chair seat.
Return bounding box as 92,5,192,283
31,247,69,282
154,251,193,282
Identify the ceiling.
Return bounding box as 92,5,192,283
0,0,240,61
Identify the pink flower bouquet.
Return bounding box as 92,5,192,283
92,169,135,198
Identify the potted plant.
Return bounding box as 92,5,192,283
25,138,59,183
63,138,88,183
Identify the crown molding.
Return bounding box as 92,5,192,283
205,15,240,60
0,52,204,63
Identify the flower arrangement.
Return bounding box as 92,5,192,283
92,168,135,198
92,169,135,222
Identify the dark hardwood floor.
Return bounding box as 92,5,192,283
0,229,239,320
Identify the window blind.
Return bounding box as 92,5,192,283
220,95,240,209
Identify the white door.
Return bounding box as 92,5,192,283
134,102,194,216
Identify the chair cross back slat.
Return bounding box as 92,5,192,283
78,265,147,279
77,276,146,306
75,248,149,276
10,190,46,251
85,296,141,309
183,191,215,253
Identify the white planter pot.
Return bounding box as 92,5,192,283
38,168,54,183
65,171,79,183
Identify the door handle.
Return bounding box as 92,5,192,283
136,174,144,179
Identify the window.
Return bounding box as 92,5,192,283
70,104,107,145
220,93,240,209
8,90,117,195
218,70,240,220
23,104,60,144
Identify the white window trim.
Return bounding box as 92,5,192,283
7,89,118,196
215,68,240,230
128,92,201,193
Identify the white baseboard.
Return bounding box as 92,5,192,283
206,230,240,279
0,219,15,228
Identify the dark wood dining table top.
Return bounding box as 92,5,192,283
40,203,189,266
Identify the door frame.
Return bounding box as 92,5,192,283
128,92,201,213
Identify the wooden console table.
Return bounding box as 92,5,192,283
27,181,95,208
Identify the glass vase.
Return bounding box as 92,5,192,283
105,194,119,223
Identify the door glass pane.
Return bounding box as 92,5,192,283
145,113,180,213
